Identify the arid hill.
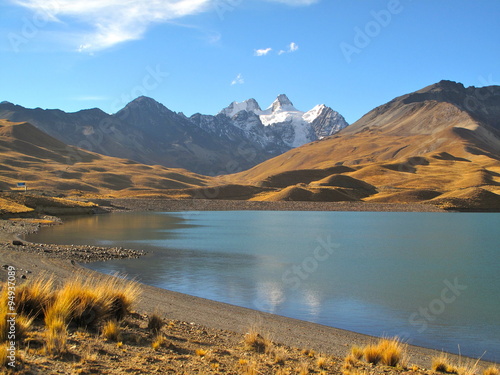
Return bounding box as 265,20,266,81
0,119,210,196
226,81,500,210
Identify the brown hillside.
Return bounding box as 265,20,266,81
0,120,211,196
224,81,500,209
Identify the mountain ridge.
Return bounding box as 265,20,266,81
0,95,348,175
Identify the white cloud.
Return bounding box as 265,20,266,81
10,0,213,51
9,0,317,51
254,47,272,56
278,42,299,55
231,73,244,85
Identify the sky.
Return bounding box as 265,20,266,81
0,0,499,124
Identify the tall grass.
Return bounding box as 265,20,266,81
347,337,405,367
15,275,55,319
43,273,140,329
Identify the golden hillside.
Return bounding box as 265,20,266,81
0,119,210,196
225,82,500,210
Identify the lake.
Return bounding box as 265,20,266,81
26,211,500,361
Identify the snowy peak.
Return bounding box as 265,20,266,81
269,94,297,113
303,104,328,123
220,98,262,118
216,94,348,148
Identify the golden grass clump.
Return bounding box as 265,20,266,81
0,342,9,368
244,328,271,353
147,313,164,334
359,337,404,367
48,277,108,328
44,316,68,356
316,356,328,369
44,274,139,329
102,320,121,342
297,362,310,375
195,348,208,357
432,354,457,373
151,334,167,351
94,275,141,321
484,366,500,375
0,306,32,343
15,275,55,319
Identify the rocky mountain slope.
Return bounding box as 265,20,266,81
0,95,347,175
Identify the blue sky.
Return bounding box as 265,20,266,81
1,0,499,123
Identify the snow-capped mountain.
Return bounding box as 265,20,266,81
216,94,348,149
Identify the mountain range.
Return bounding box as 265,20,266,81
0,95,347,175
1,80,500,210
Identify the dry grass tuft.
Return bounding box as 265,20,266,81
195,348,208,357
0,342,8,368
102,320,121,342
15,275,55,319
44,316,68,356
432,354,457,373
147,313,164,334
273,348,287,365
350,345,364,360
363,343,383,365
352,337,405,367
244,328,271,353
316,355,328,369
484,366,500,375
94,275,140,321
49,277,109,328
297,361,310,375
151,334,167,351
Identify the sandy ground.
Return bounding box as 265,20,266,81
0,202,495,373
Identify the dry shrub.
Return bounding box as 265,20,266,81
244,328,271,353
102,320,121,342
147,313,164,334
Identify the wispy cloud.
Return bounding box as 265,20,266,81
10,0,213,52
9,0,317,52
254,47,273,56
231,73,244,85
279,42,299,55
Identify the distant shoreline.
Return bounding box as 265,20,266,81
107,198,447,213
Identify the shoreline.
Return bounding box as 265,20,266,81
0,210,496,370
108,198,448,213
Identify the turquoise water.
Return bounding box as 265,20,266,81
27,211,500,361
